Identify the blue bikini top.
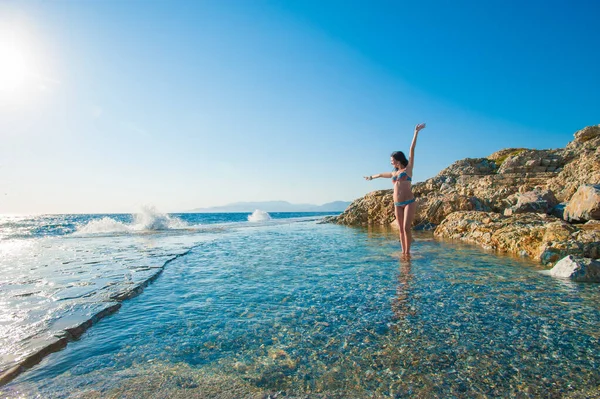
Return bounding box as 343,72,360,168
392,172,412,182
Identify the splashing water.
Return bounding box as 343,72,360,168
132,206,189,230
74,206,189,235
247,209,271,222
72,217,131,235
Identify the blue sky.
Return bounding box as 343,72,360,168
0,0,598,214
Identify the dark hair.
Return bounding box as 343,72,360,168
391,151,408,169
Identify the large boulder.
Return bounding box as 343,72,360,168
564,184,600,222
503,189,558,216
549,255,600,282
572,125,600,143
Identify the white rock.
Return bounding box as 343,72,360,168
549,255,600,282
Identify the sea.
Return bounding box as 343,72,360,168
0,209,599,398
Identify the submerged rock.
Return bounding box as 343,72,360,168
549,255,600,282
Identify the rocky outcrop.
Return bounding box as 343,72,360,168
332,190,395,226
433,211,600,264
331,125,599,228
549,255,600,282
329,125,600,267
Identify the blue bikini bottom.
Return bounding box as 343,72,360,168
394,198,416,207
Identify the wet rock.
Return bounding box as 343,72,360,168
564,184,600,222
549,255,600,282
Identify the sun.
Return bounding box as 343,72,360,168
0,22,42,99
0,39,32,93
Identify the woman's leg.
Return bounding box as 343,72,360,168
394,206,405,251
402,201,417,254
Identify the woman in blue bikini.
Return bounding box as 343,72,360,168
364,123,426,254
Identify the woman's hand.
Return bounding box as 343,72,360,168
415,123,426,133
364,176,373,181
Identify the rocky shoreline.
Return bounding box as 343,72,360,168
327,125,600,281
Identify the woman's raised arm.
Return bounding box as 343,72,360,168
408,123,426,168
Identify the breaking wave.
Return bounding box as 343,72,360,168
247,209,271,222
74,206,190,235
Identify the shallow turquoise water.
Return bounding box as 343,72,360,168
2,221,600,398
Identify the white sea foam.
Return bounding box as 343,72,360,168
74,206,190,235
132,206,189,230
248,209,271,222
74,217,132,235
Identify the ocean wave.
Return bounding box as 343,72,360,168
73,207,191,236
247,210,271,222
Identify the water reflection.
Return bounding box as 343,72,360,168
392,255,415,321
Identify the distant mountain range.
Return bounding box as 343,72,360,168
186,200,351,213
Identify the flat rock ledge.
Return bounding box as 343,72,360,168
0,250,192,387
433,211,600,264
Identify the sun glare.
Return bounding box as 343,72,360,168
0,21,46,104
0,40,30,93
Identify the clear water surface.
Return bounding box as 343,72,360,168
1,212,599,398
